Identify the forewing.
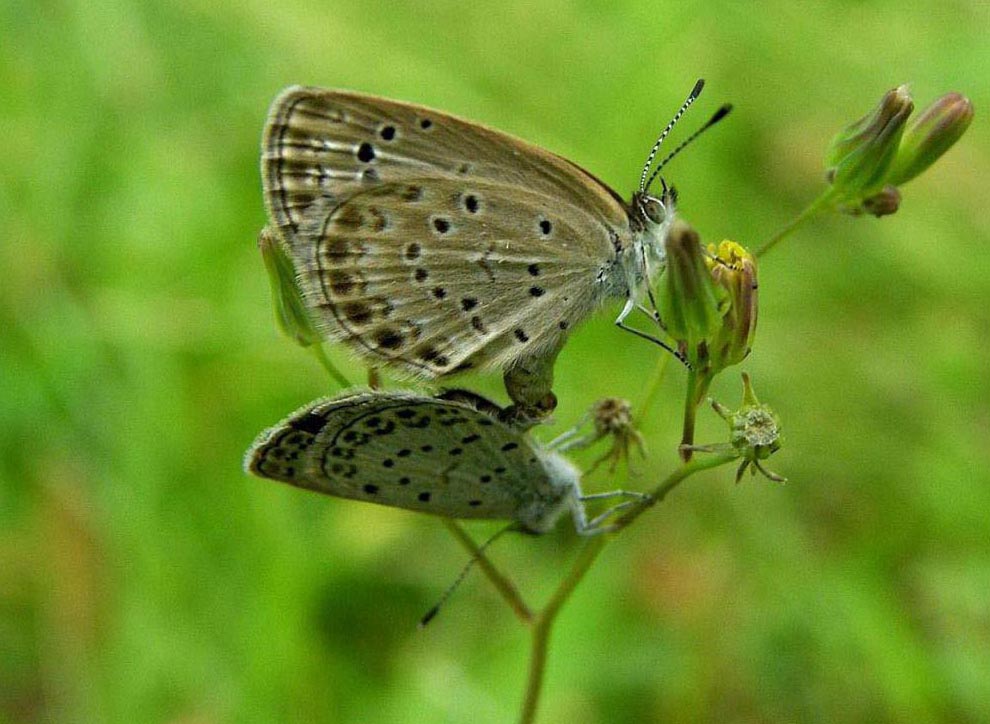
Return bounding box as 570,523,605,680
262,86,629,239
245,392,564,522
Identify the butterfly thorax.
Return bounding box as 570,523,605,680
515,450,581,533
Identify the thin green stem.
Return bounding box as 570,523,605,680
755,190,836,258
441,519,533,624
612,450,739,532
519,537,606,724
516,451,737,723
633,351,671,431
310,342,352,389
679,370,712,461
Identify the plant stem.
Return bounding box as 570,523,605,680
441,519,533,624
516,451,737,723
613,450,739,531
679,369,712,461
755,190,836,258
633,351,671,431
519,537,606,724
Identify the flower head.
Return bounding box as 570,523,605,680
681,373,786,483
705,241,758,371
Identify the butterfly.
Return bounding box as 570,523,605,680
259,80,728,424
245,389,645,534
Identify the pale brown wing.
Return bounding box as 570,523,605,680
244,391,574,524
262,86,630,241
292,176,630,377
262,87,637,377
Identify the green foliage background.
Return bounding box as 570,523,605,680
2,1,988,722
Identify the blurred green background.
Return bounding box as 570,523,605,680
2,1,988,722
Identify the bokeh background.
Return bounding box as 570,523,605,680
2,1,988,722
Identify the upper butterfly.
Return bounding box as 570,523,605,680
260,80,729,424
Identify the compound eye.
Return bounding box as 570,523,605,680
642,196,667,225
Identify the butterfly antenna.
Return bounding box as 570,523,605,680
638,78,706,193
643,103,732,194
419,523,516,628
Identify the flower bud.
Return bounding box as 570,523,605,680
887,92,974,186
258,226,319,346
658,224,759,379
710,373,785,483
825,85,913,201
657,221,725,369
705,241,758,371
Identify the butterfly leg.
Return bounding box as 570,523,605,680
546,411,594,451
579,490,651,503
570,491,653,535
615,317,690,367
581,500,645,533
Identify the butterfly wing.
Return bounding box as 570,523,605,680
293,176,633,375
262,87,635,375
245,392,573,525
263,86,629,238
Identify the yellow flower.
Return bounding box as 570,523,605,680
705,241,758,372
658,224,757,376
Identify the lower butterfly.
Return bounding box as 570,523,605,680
260,82,729,423
244,390,646,534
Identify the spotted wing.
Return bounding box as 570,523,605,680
261,87,635,376
263,86,629,241
292,176,631,376
245,391,575,526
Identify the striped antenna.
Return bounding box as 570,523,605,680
419,523,515,628
638,79,705,193
643,103,732,194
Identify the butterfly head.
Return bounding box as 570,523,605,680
624,185,676,294
625,79,731,293
633,181,678,228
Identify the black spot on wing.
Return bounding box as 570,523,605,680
291,412,326,435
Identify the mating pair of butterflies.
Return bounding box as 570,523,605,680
247,82,726,533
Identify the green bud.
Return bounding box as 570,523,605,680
258,226,319,346
705,241,758,372
825,85,913,201
657,221,726,369
887,92,974,186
